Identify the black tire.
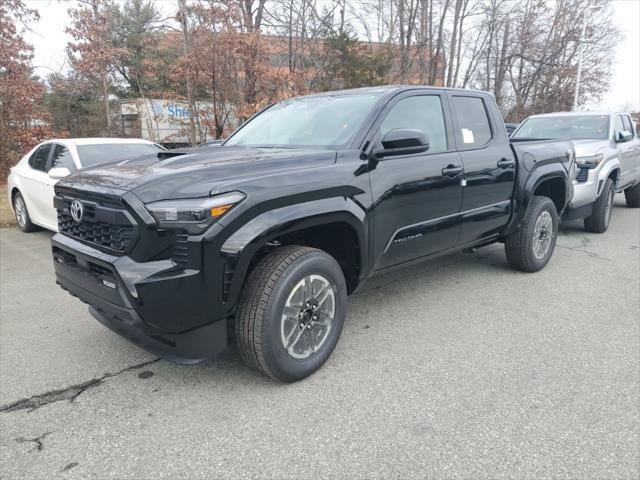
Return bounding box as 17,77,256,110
584,178,615,233
624,182,640,208
504,196,559,272
12,191,38,233
235,245,347,382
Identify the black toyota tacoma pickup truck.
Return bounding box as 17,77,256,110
51,86,575,382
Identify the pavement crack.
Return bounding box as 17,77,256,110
0,358,160,413
15,431,52,452
556,243,612,261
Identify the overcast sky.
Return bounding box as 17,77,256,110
24,0,640,112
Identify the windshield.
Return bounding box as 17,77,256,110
78,143,163,167
225,94,381,149
512,115,610,140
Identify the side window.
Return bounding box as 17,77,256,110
28,144,51,172
622,116,635,138
451,96,492,148
380,95,448,154
614,115,626,139
50,144,76,172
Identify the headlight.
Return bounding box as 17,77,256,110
575,153,604,169
146,192,245,232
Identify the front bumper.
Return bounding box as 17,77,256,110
568,165,608,210
52,233,228,363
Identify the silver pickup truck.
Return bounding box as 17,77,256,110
512,111,640,232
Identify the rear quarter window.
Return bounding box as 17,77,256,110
28,144,51,172
451,96,493,149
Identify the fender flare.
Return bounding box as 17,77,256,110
503,165,569,237
595,157,621,194
219,196,368,306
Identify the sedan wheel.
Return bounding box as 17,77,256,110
12,192,37,233
14,195,27,228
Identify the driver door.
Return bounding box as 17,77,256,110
368,92,464,271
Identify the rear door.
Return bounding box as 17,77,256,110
449,94,516,245
19,143,53,227
367,91,464,270
617,115,640,188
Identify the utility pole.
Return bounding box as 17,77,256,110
573,3,601,111
179,0,197,146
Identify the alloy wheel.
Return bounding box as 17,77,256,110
280,274,336,359
14,196,26,228
533,210,553,259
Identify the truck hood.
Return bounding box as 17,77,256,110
572,139,613,158
60,146,337,203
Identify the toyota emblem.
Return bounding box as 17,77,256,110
70,199,84,223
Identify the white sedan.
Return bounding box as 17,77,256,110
7,138,164,232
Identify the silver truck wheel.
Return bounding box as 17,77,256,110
584,178,615,233
624,182,640,208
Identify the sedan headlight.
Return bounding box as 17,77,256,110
146,192,245,232
575,153,604,169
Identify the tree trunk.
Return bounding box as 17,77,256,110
102,73,111,130
446,0,463,87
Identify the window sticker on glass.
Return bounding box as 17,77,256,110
462,128,475,144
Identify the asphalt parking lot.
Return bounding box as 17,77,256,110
1,194,638,480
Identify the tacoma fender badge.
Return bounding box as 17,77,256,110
393,233,423,244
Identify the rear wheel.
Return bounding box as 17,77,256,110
12,192,38,233
235,246,347,382
584,178,615,233
504,196,558,272
624,182,640,208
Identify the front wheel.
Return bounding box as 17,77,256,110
504,196,559,272
584,178,615,233
624,182,640,208
235,246,347,382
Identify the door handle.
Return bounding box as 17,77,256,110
497,158,515,169
442,165,464,177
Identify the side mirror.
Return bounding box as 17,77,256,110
48,167,71,179
616,130,633,143
375,129,430,158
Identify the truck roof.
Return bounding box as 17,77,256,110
297,85,494,99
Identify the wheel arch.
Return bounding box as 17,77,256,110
596,156,621,192
219,197,368,304
10,186,20,204
532,176,566,214
503,167,569,237
606,167,620,189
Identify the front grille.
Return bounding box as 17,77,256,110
56,196,138,254
58,212,136,252
576,167,589,182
